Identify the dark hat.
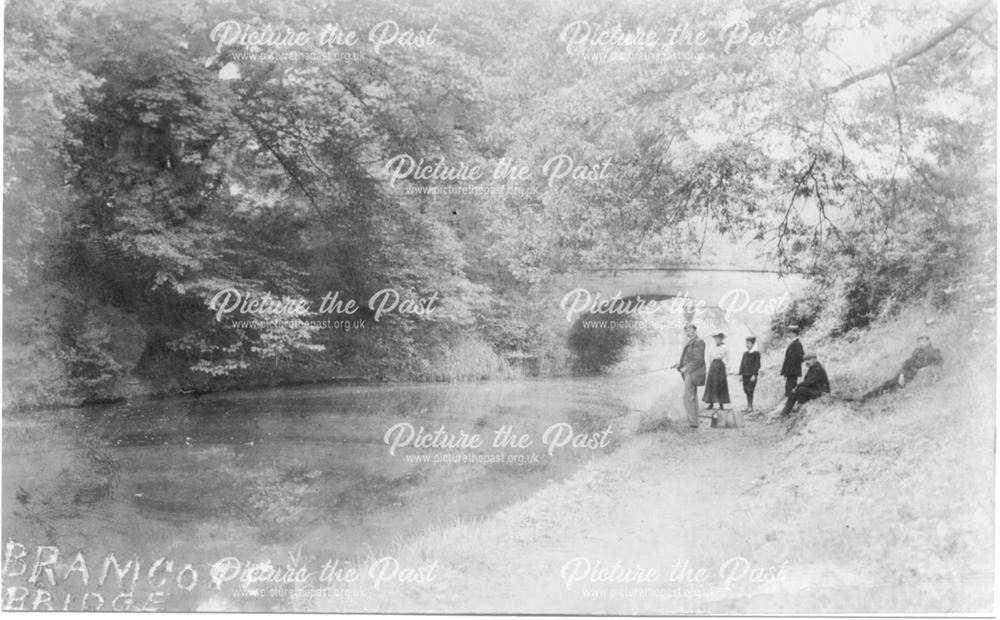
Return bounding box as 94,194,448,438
712,332,725,338
745,336,757,343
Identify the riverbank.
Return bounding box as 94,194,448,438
0,326,527,412
304,304,994,614
0,280,533,412
1,269,798,412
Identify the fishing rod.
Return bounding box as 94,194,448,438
621,366,676,376
612,321,762,380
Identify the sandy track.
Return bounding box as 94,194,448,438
356,418,793,614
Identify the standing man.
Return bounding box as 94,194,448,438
673,324,706,428
780,325,804,398
781,352,830,417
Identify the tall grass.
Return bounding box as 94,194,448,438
740,303,995,612
425,337,523,382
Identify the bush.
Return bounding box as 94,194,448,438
426,337,521,382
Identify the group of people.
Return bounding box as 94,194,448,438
673,324,764,429
673,323,943,429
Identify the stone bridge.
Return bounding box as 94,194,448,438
525,266,808,374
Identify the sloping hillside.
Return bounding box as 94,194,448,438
728,304,995,612
288,304,994,615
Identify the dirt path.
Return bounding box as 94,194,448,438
359,418,794,614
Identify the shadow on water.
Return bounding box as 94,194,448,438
568,293,703,373
568,291,764,373
566,293,762,421
2,274,796,610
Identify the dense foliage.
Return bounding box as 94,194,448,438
3,0,995,404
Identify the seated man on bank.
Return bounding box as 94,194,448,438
859,335,943,402
780,352,830,417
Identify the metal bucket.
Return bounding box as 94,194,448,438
710,410,744,428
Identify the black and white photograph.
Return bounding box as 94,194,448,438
1,0,996,614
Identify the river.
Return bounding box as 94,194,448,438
1,270,803,611
2,377,639,611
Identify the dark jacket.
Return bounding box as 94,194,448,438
739,350,761,376
679,336,706,386
799,361,830,393
781,338,804,378
900,346,943,381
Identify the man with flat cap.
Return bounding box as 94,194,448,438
780,351,830,417
673,323,706,428
780,325,804,398
859,335,943,402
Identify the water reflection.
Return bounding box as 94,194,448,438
3,378,631,610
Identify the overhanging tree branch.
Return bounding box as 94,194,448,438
820,0,991,95
784,0,849,26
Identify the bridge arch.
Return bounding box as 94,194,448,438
541,268,807,374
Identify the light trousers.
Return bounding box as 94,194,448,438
683,372,701,427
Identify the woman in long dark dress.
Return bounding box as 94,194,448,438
703,332,731,409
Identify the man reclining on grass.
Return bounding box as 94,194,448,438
857,335,944,402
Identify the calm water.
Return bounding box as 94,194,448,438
2,378,634,611
1,271,800,611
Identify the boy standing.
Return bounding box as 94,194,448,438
738,336,761,413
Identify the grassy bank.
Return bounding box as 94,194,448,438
0,323,528,411
733,304,995,612
292,303,994,614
